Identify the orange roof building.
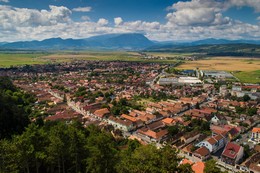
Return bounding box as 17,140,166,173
251,127,260,144
162,118,177,125
121,114,137,122
180,159,205,173
93,108,110,119
252,127,260,133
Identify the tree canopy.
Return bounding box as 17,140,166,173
0,76,35,139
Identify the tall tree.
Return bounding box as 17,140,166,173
0,139,19,173
86,125,118,173
116,145,183,173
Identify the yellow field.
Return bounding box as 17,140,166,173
177,57,260,72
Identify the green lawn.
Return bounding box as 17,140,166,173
233,70,260,84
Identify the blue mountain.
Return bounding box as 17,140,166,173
0,33,154,50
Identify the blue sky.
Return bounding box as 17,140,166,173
0,0,260,42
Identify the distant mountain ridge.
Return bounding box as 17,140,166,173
0,33,154,50
1,34,260,50
188,38,260,45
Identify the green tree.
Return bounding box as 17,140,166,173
46,122,70,173
12,124,47,173
204,160,221,173
178,163,194,173
168,125,179,136
235,106,246,114
243,94,250,102
116,145,182,173
0,79,31,139
86,125,118,173
0,139,19,173
248,107,257,116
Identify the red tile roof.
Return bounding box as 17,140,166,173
121,114,137,122
194,146,210,157
162,118,176,125
94,108,110,118
138,128,168,140
222,142,242,159
207,137,218,145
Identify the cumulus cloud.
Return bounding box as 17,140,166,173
97,18,108,26
166,0,230,26
1,1,260,42
160,0,260,41
72,6,91,12
0,5,71,29
114,17,123,26
0,0,9,3
227,0,260,13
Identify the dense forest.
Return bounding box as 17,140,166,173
0,77,35,139
0,77,223,173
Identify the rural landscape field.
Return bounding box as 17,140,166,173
176,57,260,83
0,52,181,66
0,52,259,83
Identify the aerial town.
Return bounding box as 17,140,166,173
1,60,259,173
1,0,260,172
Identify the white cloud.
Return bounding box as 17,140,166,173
0,0,9,3
227,0,260,13
1,1,260,42
257,16,260,20
166,0,230,26
72,6,91,12
114,17,123,26
0,5,71,29
97,18,108,26
81,16,90,21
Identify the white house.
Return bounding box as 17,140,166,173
249,127,260,144
196,134,226,153
211,115,227,125
107,116,134,132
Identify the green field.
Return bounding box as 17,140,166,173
0,52,179,67
233,70,260,84
40,51,182,64
0,53,47,67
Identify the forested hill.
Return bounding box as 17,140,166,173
0,122,188,173
145,44,260,57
